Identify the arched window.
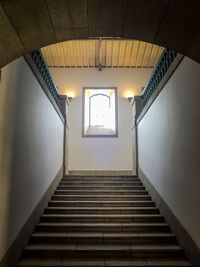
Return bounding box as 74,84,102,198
83,87,118,137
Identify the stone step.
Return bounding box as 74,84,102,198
16,258,193,267
22,244,184,259
60,181,143,186
51,195,152,201
16,175,192,267
54,190,149,195
48,200,155,207
57,186,146,190
61,178,141,183
40,214,165,223
30,232,176,245
45,207,160,215
62,176,138,180
36,223,170,233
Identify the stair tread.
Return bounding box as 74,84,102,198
57,186,145,188
16,175,192,266
53,196,150,198
25,244,182,250
37,222,168,226
16,259,193,267
60,183,141,185
42,214,163,217
62,177,139,179
49,201,153,204
55,190,147,192
46,207,158,210
32,232,175,237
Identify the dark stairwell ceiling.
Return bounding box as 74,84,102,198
0,0,200,68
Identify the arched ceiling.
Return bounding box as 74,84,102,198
0,0,200,68
41,39,163,69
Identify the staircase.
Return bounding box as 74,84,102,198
17,176,193,267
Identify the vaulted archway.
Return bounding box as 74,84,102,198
0,0,200,68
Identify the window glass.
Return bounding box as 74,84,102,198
83,87,118,137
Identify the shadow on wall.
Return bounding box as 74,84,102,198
0,63,19,260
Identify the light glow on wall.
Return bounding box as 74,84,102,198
65,89,76,99
124,89,135,99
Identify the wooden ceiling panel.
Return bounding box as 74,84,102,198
41,39,163,68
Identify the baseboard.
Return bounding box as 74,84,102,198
68,170,135,176
139,167,200,267
0,167,63,267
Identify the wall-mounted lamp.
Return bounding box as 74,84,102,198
127,97,133,102
67,96,73,102
124,90,135,103
66,90,75,102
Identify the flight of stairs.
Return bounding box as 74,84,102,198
17,176,193,267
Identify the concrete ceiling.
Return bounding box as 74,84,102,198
41,39,163,69
0,0,200,68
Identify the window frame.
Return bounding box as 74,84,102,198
82,87,118,138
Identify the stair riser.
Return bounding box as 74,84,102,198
60,182,141,185
45,209,159,215
61,178,141,183
54,191,149,195
40,216,164,223
17,175,191,267
15,263,193,267
60,182,143,186
36,225,170,233
30,236,176,245
23,249,184,259
51,196,152,201
62,178,139,181
57,186,146,191
48,202,155,207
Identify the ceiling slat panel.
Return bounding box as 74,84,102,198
150,45,160,67
131,41,140,67
112,41,119,67
111,40,115,67
118,41,123,67
52,44,59,67
123,40,128,67
64,42,71,67
136,42,146,67
106,40,112,67
41,47,49,65
121,41,127,67
47,46,53,67
77,40,82,67
148,45,156,67
41,39,163,68
95,39,99,67
147,43,154,67
68,42,75,67
59,43,65,67
86,40,90,67
83,40,87,66
91,40,95,67
117,41,121,67
128,41,135,67
141,43,149,67
73,41,78,67
102,40,107,67
141,43,149,68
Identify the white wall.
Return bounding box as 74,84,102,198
51,68,152,172
138,57,200,248
0,57,64,260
